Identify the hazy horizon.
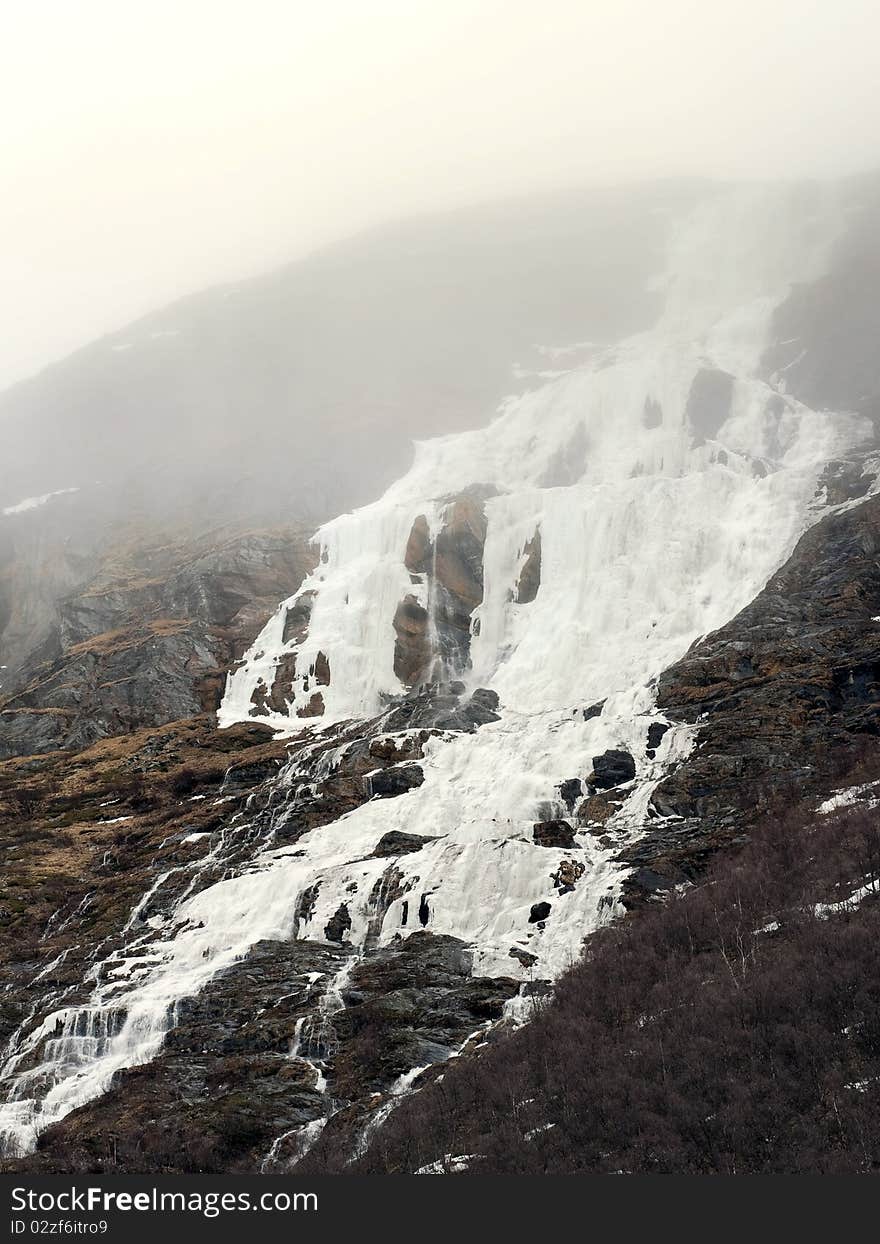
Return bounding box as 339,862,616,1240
2,0,879,390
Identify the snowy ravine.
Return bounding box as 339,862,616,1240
0,182,872,1158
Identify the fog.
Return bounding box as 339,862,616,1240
2,0,879,389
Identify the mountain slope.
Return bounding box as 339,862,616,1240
340,790,880,1175
0,180,697,713
0,183,693,527
0,522,315,759
1,173,879,1172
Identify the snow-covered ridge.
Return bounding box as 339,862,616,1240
0,182,871,1158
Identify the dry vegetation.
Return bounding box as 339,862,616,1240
326,784,880,1175
0,715,287,1017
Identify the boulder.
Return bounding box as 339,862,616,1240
589,749,636,789
514,530,542,604
646,721,670,758
558,778,583,809
533,820,576,848
372,831,432,857
368,764,425,798
324,903,352,943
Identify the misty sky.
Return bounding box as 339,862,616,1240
1,0,878,391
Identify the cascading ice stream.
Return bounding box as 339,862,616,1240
1,182,873,1157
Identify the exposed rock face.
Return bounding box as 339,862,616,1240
0,625,228,760
0,663,513,1170
589,749,636,790
0,697,486,1070
646,721,669,756
372,831,432,858
281,592,316,645
324,904,352,943
393,492,489,686
433,493,488,611
620,492,880,903
577,791,624,827
0,491,115,685
7,938,344,1175
14,932,516,1175
532,820,575,848
392,596,431,687
296,692,325,719
368,764,425,799
0,688,515,1174
403,514,432,574
328,934,517,1097
0,526,315,759
0,716,288,1055
514,530,542,604
557,778,583,809
380,684,500,733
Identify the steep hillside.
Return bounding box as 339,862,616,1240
1,174,879,1174
339,788,880,1175
0,183,690,527
0,517,314,758
0,180,697,714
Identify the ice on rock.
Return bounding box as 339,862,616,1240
0,183,871,1156
221,183,861,731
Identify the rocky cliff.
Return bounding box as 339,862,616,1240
0,520,314,759
615,489,880,903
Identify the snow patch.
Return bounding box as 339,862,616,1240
817,781,880,815
2,488,80,517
